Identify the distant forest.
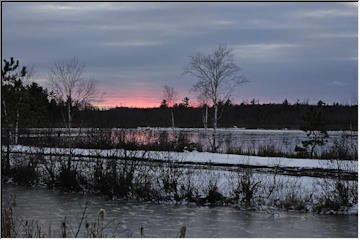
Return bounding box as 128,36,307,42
75,103,357,130
10,88,358,130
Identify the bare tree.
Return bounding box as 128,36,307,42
24,64,36,83
185,45,247,151
49,57,97,168
49,57,96,129
163,85,177,128
197,94,209,129
13,64,37,144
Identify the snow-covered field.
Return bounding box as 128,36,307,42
4,142,358,214
5,144,357,172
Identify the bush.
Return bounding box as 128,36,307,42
93,159,107,193
57,162,82,191
280,192,308,211
321,132,357,160
159,163,182,201
179,173,199,202
12,165,38,185
315,179,357,213
205,180,223,205
103,159,128,197
232,169,261,207
12,156,39,185
133,177,157,201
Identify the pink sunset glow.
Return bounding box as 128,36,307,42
93,87,194,108
91,86,270,109
95,97,160,108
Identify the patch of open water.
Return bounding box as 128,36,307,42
2,183,357,237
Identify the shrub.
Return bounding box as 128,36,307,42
12,156,39,185
93,159,107,193
321,132,357,160
159,163,182,200
133,176,157,201
12,164,38,185
233,169,261,207
179,173,199,202
315,179,357,213
205,180,223,205
57,162,82,191
42,161,57,188
280,192,308,211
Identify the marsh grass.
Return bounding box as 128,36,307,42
16,128,357,160
2,136,357,217
4,149,357,213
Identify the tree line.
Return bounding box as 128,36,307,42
72,102,357,130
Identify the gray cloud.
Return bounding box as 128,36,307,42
2,2,357,106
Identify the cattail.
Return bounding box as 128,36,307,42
140,225,144,237
61,217,67,238
179,225,186,238
98,208,106,221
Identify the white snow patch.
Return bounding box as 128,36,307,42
5,145,357,172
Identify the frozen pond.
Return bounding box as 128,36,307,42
20,128,358,154
126,128,357,153
2,184,357,237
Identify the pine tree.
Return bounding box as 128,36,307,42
1,58,27,174
160,99,168,108
182,97,190,108
299,101,328,158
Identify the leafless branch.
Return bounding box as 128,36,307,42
163,85,177,107
184,45,248,106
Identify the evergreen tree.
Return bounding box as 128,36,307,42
299,102,329,158
1,58,27,175
23,82,51,127
160,99,168,108
182,97,190,108
1,57,27,144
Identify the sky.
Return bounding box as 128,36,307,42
2,2,358,108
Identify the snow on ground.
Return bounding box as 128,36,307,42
4,144,358,214
5,145,357,172
346,204,358,214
